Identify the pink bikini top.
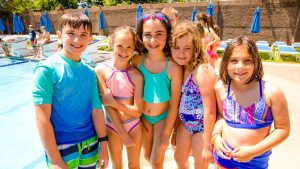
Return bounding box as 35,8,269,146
105,64,135,100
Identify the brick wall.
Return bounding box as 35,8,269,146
17,0,300,44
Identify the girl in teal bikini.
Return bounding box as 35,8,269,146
132,11,182,168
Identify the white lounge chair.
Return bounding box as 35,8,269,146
81,40,111,63
42,40,58,58
11,37,33,57
275,45,300,62
256,43,271,60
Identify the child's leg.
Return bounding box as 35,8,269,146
192,132,208,169
174,123,192,169
141,118,154,161
150,119,167,169
126,123,142,169
107,127,124,169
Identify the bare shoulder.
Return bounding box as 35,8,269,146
128,67,143,83
95,63,110,79
131,53,142,67
215,80,227,95
195,63,217,82
263,80,285,100
168,57,181,71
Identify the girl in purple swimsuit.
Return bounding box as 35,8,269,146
170,22,217,169
213,37,290,169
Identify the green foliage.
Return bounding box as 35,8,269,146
57,0,78,9
34,0,58,11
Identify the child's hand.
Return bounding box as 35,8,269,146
98,142,109,168
231,146,255,162
100,90,115,107
213,135,232,160
159,134,170,150
202,144,213,162
50,160,68,169
122,134,136,147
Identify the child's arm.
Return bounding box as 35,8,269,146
35,104,68,168
95,66,134,146
101,69,144,118
91,108,109,168
212,81,231,160
33,66,67,168
161,59,182,145
91,71,109,168
231,82,290,162
196,64,217,161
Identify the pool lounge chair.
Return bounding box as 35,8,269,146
293,42,300,52
275,45,300,62
42,40,58,58
11,37,34,57
256,43,272,60
81,40,111,63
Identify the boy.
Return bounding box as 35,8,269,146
32,12,109,169
161,7,180,28
28,25,38,58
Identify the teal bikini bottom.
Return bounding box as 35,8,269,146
141,111,168,125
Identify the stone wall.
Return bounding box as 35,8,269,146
14,0,300,44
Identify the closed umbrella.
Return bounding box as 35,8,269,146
136,4,143,27
191,7,197,22
13,14,22,34
44,11,52,33
40,15,45,27
98,11,105,30
18,16,25,32
0,19,5,32
250,7,260,33
84,8,89,17
206,2,214,16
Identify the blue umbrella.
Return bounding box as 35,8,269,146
136,5,143,27
13,14,22,34
84,8,89,17
0,19,5,32
191,7,197,22
18,16,25,32
98,11,105,30
250,7,260,33
206,3,214,16
44,11,52,33
40,15,45,27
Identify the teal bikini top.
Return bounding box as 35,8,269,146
138,54,171,103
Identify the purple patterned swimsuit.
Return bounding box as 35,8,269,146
179,73,204,134
223,80,273,129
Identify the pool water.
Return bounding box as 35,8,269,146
0,57,47,169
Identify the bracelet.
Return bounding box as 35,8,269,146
98,135,109,143
211,133,221,146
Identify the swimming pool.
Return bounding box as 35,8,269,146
0,57,47,169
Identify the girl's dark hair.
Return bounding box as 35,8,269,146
219,37,263,84
60,12,92,34
136,10,172,56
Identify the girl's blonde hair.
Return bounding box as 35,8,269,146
170,22,206,72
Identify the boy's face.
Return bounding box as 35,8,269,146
59,24,92,61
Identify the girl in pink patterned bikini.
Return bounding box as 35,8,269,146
95,26,144,169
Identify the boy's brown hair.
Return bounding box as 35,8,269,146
60,12,92,34
219,37,263,84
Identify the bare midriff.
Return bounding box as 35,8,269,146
143,101,169,116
